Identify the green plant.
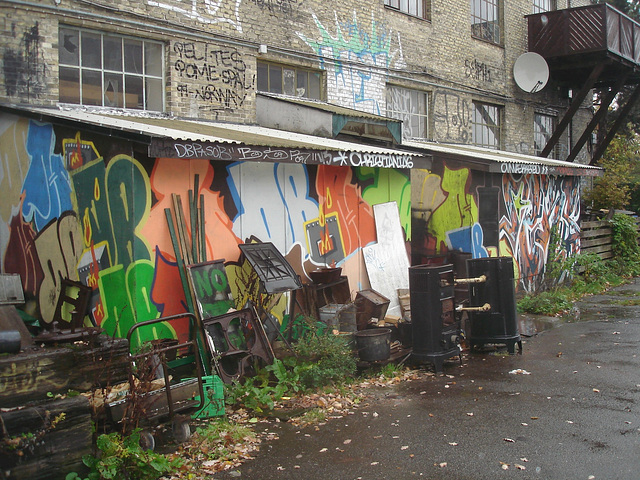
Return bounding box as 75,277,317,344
518,250,631,316
377,363,403,379
188,420,256,461
610,213,640,267
224,357,302,412
542,224,570,291
517,289,574,316
79,430,182,480
297,407,326,425
292,331,357,390
225,328,357,413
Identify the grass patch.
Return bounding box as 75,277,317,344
296,408,326,425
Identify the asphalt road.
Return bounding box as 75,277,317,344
218,281,640,480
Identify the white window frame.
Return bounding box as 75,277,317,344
384,0,430,20
534,112,557,158
472,102,502,149
58,26,165,111
471,0,501,45
386,85,430,141
532,0,556,14
256,61,323,100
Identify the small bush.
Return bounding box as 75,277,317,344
75,430,182,480
517,289,574,316
188,420,256,461
225,328,356,413
292,332,357,390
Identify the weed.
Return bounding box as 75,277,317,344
377,363,403,379
74,429,182,480
225,327,357,414
519,250,634,316
189,420,256,461
297,408,326,425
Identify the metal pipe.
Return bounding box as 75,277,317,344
456,303,491,312
454,275,487,285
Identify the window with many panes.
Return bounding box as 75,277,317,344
257,61,322,100
58,27,164,111
471,0,501,44
386,85,430,140
472,102,502,149
384,0,430,20
532,0,556,14
534,112,557,157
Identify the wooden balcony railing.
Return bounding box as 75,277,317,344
528,3,640,67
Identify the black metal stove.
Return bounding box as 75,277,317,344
466,257,522,354
409,264,463,373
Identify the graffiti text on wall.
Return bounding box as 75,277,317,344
491,162,599,177
433,91,471,144
464,59,491,83
147,0,243,32
149,139,422,169
297,12,406,115
249,0,299,14
173,42,254,111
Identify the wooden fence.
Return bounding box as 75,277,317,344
579,216,640,260
579,220,614,260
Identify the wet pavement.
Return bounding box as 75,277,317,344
218,281,640,480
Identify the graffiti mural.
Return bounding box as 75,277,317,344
426,166,479,253
499,174,580,293
1,113,409,357
414,162,580,292
298,12,406,115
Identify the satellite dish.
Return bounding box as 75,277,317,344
514,52,549,93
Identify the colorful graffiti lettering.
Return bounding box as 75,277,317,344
99,260,175,350
228,161,318,257
426,166,479,253
22,121,73,232
142,157,240,264
499,174,580,292
34,212,83,325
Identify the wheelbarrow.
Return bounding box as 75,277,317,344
106,313,205,449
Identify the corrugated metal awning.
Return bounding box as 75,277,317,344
5,105,426,170
403,139,602,177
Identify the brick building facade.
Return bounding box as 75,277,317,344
0,0,601,341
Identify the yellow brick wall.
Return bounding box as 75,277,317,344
0,0,595,160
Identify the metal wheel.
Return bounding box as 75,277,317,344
172,416,191,443
139,430,155,451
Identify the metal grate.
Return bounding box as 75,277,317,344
239,243,302,294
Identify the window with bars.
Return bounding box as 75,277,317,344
257,61,322,100
471,0,501,44
58,27,164,111
384,0,430,20
386,85,430,140
532,0,556,14
472,102,502,149
534,112,557,157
